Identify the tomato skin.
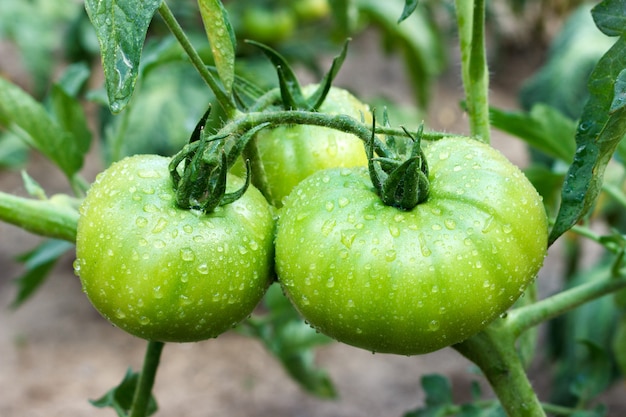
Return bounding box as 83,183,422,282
236,85,372,207
275,137,548,355
75,155,275,343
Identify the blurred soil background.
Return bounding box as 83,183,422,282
1,3,626,417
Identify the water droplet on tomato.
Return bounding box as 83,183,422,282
197,264,209,275
152,218,168,233
338,197,350,208
114,309,126,319
139,316,150,325
135,216,148,228
385,250,397,262
341,230,357,248
137,169,160,179
429,320,440,331
389,225,400,237
444,219,456,230
143,204,158,213
325,201,335,212
321,219,336,236
153,240,166,249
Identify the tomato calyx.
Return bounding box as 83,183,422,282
169,107,269,213
367,123,430,210
245,39,349,112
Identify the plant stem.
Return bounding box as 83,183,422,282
158,1,238,118
0,191,79,242
453,324,545,417
506,275,626,337
129,341,165,417
454,0,491,143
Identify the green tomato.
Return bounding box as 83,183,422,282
241,7,296,44
236,85,372,207
275,137,548,355
75,155,275,343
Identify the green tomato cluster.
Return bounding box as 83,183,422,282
75,89,548,355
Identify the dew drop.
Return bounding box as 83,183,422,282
385,250,397,262
180,248,195,261
325,201,335,212
389,224,400,237
341,230,357,248
321,219,336,236
152,218,168,233
138,169,160,179
139,316,150,325
338,197,350,208
444,219,456,230
135,216,148,228
197,264,209,275
153,240,166,249
143,204,158,213
114,309,126,319
429,320,440,331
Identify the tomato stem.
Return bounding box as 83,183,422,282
506,275,626,337
129,341,165,417
453,324,546,417
455,0,491,143
158,1,239,119
0,191,79,242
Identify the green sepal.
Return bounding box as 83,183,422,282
246,39,351,111
245,40,307,109
367,124,429,210
169,115,269,213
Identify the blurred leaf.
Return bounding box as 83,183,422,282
549,35,626,245
11,239,74,309
519,5,614,120
398,0,418,23
592,0,626,37
548,258,620,406
0,132,28,168
90,368,158,417
0,0,79,93
0,77,89,180
328,0,358,37
102,59,217,163
239,284,336,398
403,374,452,417
613,315,626,376
21,171,46,200
569,341,613,403
198,0,236,94
85,0,161,113
571,405,608,417
356,0,446,108
490,104,577,163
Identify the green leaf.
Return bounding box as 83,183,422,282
198,0,236,94
11,239,74,309
238,284,337,398
398,0,418,23
246,40,308,109
549,35,626,245
613,315,626,376
0,77,88,180
490,104,577,163
90,368,158,417
0,132,28,168
84,0,161,113
569,341,613,404
592,0,626,37
519,5,614,120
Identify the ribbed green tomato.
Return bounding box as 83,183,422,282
75,155,275,342
275,137,548,355
234,85,372,207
